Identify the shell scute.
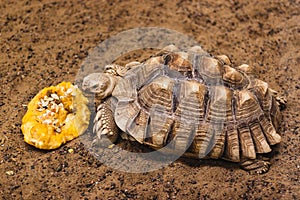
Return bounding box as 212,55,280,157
207,126,226,159
187,122,213,158
114,100,140,133
130,56,165,89
195,56,223,84
145,107,173,147
126,108,148,143
206,86,233,124
238,124,256,159
249,79,272,113
174,80,206,122
138,76,174,114
222,65,249,88
224,126,240,162
165,52,193,73
235,90,264,124
249,120,272,153
259,117,281,145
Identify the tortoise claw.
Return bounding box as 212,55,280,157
269,88,287,110
276,96,287,110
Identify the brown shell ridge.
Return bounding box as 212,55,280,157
174,80,206,121
145,107,174,148
168,123,196,152
187,123,215,158
195,55,224,85
137,76,174,115
249,120,272,153
124,75,176,146
248,79,272,114
245,79,282,142
165,52,225,85
234,90,264,125
113,73,141,134
114,100,140,133
187,54,203,80
195,86,234,159
170,80,208,151
164,52,193,74
128,56,165,90
237,124,256,159
112,75,137,101
247,78,282,134
205,86,234,124
258,117,281,145
127,75,175,144
226,89,279,159
126,108,149,143
221,122,270,162
222,65,250,89
219,115,280,161
204,86,279,160
207,127,226,159
223,126,240,162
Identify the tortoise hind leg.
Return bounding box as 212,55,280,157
269,88,287,110
240,156,271,174
92,99,119,147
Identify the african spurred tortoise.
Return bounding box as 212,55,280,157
82,45,286,174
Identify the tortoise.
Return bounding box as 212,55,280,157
82,45,286,174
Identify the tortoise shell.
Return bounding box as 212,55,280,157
99,45,283,163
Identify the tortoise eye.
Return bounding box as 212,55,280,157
91,85,98,89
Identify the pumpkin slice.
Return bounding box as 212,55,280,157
21,82,90,149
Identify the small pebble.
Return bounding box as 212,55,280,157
5,170,14,176
0,135,7,146
68,148,74,154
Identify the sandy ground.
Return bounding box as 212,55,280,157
0,0,299,199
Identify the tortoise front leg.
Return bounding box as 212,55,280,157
92,99,119,147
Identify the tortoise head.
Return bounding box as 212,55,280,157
82,73,117,100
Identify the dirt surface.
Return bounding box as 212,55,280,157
0,0,299,199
